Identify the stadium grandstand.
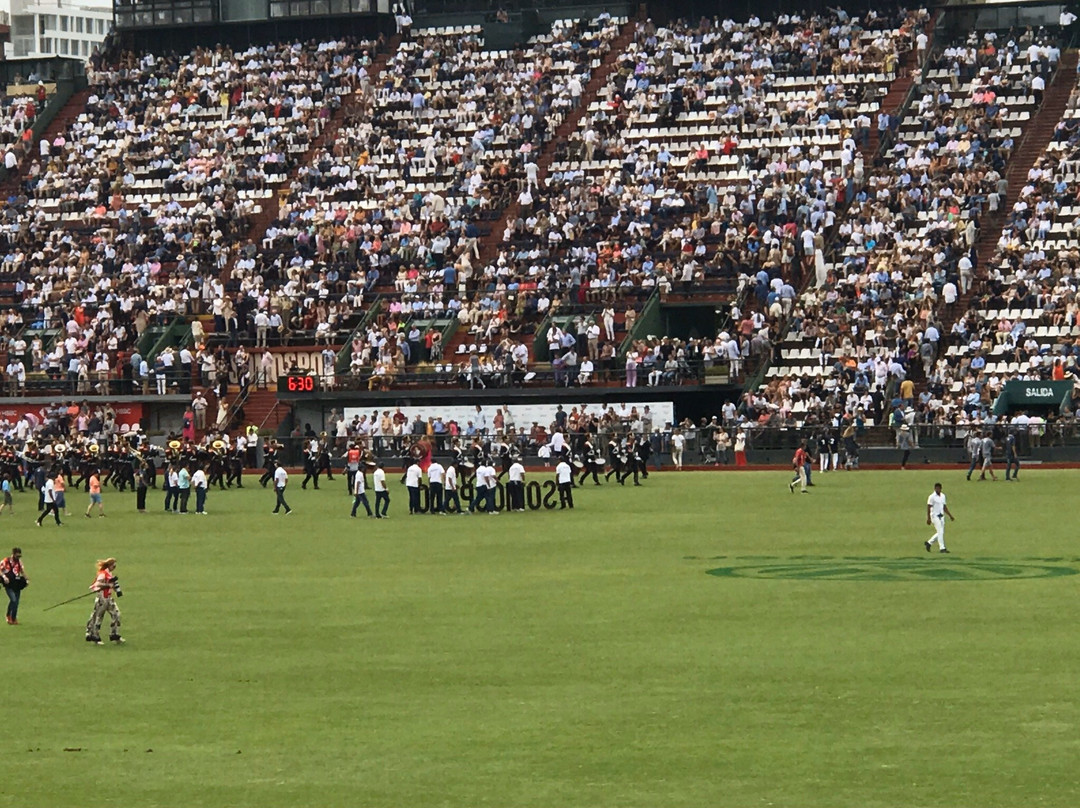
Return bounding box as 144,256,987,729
0,0,1077,467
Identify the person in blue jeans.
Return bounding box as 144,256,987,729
351,469,373,517
177,464,191,514
1,547,26,625
0,474,13,515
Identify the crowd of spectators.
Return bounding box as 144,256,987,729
503,10,925,385
6,10,1077,413
0,81,53,164
0,38,379,395
756,23,1077,428
254,17,625,385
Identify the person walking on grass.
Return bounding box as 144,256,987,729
53,471,69,516
1,547,26,624
273,464,292,514
85,470,105,518
85,557,123,645
978,433,997,481
351,467,373,518
789,441,808,493
0,473,13,516
373,462,389,518
36,469,62,527
1004,431,1020,481
925,482,955,554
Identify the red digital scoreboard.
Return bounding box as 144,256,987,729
278,375,317,393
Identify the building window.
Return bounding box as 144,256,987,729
59,38,68,54
39,37,52,52
60,16,68,31
75,17,83,32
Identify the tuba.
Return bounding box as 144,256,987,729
362,450,378,472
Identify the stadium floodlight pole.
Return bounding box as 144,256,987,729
42,591,96,612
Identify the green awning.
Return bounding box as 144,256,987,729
992,380,1074,415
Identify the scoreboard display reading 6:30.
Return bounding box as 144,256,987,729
278,375,317,393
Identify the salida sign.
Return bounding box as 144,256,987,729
1024,386,1058,399
412,480,564,512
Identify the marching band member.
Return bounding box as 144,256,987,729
605,438,626,485
259,440,278,488
301,437,320,490
316,435,334,482
85,557,123,645
578,437,602,486
136,460,151,513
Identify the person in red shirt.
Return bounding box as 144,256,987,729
1,547,27,624
789,442,809,493
85,558,123,645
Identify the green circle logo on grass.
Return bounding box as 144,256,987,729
705,558,1080,582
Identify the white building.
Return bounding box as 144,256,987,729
4,0,111,60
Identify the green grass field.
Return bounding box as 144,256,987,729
3,469,1078,808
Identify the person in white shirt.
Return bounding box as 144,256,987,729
483,462,498,513
351,467,373,517
671,429,685,469
192,466,208,514
507,459,525,512
405,461,423,514
469,460,496,514
373,463,389,518
555,459,574,509
36,473,62,526
254,310,270,347
272,465,291,514
427,460,445,514
444,462,460,513
548,430,566,461
925,483,954,553
164,465,180,513
468,461,486,514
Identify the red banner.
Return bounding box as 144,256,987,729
0,402,143,430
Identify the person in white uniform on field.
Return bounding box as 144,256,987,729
925,482,955,553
